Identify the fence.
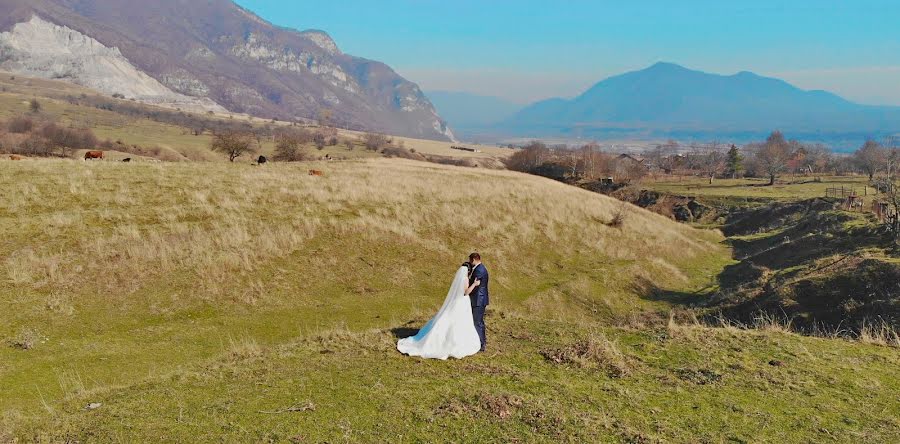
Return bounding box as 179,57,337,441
825,187,863,199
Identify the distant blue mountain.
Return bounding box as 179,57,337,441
426,91,522,133
501,62,900,147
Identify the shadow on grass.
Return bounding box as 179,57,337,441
633,198,900,333
390,327,419,339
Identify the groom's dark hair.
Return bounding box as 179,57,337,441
469,252,481,261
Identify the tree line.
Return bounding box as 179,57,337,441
504,131,899,186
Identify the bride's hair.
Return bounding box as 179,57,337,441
462,261,473,274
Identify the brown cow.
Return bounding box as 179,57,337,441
9,155,23,161
308,169,324,176
84,151,104,160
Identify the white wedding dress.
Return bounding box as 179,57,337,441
397,266,482,360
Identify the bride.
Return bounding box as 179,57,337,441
397,263,483,360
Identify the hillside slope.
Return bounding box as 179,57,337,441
0,159,728,424
0,0,454,140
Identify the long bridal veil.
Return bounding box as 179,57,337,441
397,266,482,360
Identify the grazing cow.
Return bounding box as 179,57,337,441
257,155,268,165
84,151,104,161
9,155,23,161
308,169,324,176
122,158,132,163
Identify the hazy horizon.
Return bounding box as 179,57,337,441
235,0,900,106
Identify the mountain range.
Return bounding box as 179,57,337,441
0,0,454,141
496,62,900,147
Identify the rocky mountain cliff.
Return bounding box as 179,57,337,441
0,0,454,141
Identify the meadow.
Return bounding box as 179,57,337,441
0,158,759,441
643,175,875,202
0,72,513,166
0,74,897,442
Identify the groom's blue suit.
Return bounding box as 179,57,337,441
470,263,489,351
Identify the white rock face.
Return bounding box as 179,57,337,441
0,16,226,113
231,33,360,96
301,31,341,56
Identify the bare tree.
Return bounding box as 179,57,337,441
697,141,727,184
504,141,549,172
752,131,792,185
579,142,600,179
273,132,310,161
801,144,832,177
884,136,899,179
363,132,390,151
645,141,680,175
853,139,886,180
211,132,256,162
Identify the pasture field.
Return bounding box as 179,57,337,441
0,158,746,440
0,72,512,165
643,175,875,202
1,159,897,442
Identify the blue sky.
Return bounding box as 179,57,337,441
235,0,900,105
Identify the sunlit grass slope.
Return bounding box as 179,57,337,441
0,159,727,430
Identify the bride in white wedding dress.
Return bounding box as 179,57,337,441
397,265,483,360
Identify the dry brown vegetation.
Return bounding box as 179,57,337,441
1,159,721,305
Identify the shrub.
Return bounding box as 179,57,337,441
11,134,53,157
313,133,326,150
7,116,33,133
39,123,98,151
28,98,41,113
424,155,475,168
381,146,424,161
273,133,312,162
363,132,390,151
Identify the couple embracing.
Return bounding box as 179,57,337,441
397,253,489,360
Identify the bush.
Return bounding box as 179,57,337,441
381,146,424,161
424,155,475,168
363,132,390,151
7,116,33,133
11,134,54,157
39,123,98,150
313,133,326,150
273,133,311,162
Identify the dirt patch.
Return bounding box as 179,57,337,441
434,393,524,420
674,368,724,385
540,333,632,378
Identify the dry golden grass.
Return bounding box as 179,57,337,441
0,157,731,429
1,158,721,304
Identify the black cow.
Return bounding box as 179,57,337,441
257,155,268,165
122,158,132,163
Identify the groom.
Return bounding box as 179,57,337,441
468,252,489,352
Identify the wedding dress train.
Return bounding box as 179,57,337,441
397,266,482,360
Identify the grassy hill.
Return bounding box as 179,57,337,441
0,72,513,165
0,158,742,439
1,77,898,441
